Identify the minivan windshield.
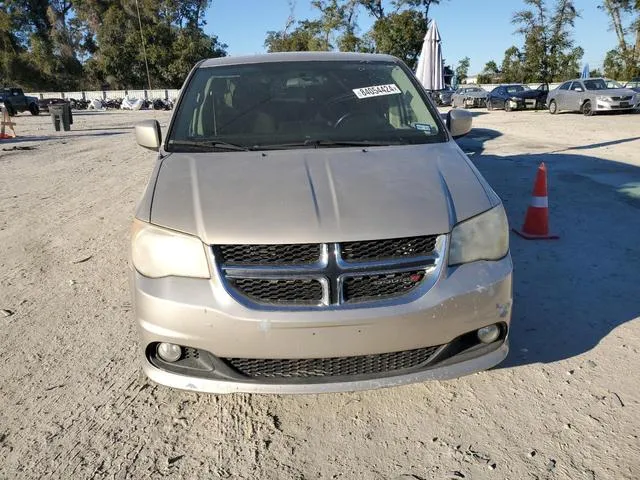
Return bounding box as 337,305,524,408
167,60,446,151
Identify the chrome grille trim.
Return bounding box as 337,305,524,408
212,235,447,310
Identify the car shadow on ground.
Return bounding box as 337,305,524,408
458,131,640,367
552,136,640,151
74,127,134,132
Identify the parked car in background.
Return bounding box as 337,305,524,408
623,80,640,93
451,86,488,108
486,84,549,111
130,52,512,394
547,78,638,116
0,87,40,115
38,97,67,113
432,86,455,106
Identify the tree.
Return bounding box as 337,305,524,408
476,60,500,84
501,45,526,82
600,0,640,79
369,9,427,68
265,20,330,52
263,0,452,69
393,0,446,25
265,0,360,52
455,56,470,83
0,0,227,89
603,48,627,78
80,0,227,89
512,0,582,83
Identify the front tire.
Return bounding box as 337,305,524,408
29,103,40,116
549,100,558,114
505,101,512,112
582,100,594,116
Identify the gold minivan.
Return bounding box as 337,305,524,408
130,52,512,394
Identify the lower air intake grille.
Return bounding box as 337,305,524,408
228,278,323,305
223,345,441,378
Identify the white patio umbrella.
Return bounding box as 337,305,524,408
415,21,445,91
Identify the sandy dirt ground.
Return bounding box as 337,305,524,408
0,107,639,480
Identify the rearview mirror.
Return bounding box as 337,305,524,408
446,109,472,138
135,120,162,151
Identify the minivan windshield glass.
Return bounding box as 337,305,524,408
167,60,446,151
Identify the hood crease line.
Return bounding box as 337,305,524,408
189,157,206,240
304,159,322,226
325,160,341,230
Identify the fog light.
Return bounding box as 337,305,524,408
477,324,501,344
157,342,182,362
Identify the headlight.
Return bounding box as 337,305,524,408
597,95,611,102
510,97,520,101
449,205,509,266
130,219,210,278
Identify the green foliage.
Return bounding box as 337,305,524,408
264,0,448,70
510,0,582,83
603,49,628,78
455,56,470,83
500,46,526,83
476,60,500,84
600,0,640,79
0,0,227,90
265,20,331,52
370,9,426,68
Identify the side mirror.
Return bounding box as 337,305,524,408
446,108,472,138
575,88,583,92
135,120,162,151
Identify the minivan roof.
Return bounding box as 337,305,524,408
199,52,400,68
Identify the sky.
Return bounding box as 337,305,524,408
204,0,618,74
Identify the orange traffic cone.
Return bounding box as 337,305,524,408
512,162,559,240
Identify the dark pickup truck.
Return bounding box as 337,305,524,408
0,88,40,116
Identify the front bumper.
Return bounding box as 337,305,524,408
508,98,541,110
463,97,487,108
596,100,637,111
132,255,513,394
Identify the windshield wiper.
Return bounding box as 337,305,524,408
168,140,251,152
253,139,407,150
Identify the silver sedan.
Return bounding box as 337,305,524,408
451,86,488,108
547,78,638,116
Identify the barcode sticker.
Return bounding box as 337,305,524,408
352,84,402,99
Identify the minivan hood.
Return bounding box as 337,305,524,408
149,142,494,244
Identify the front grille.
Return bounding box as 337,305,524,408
343,270,425,303
223,345,441,378
611,96,632,101
216,235,443,308
217,243,321,265
464,97,486,107
341,235,437,262
228,278,323,305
